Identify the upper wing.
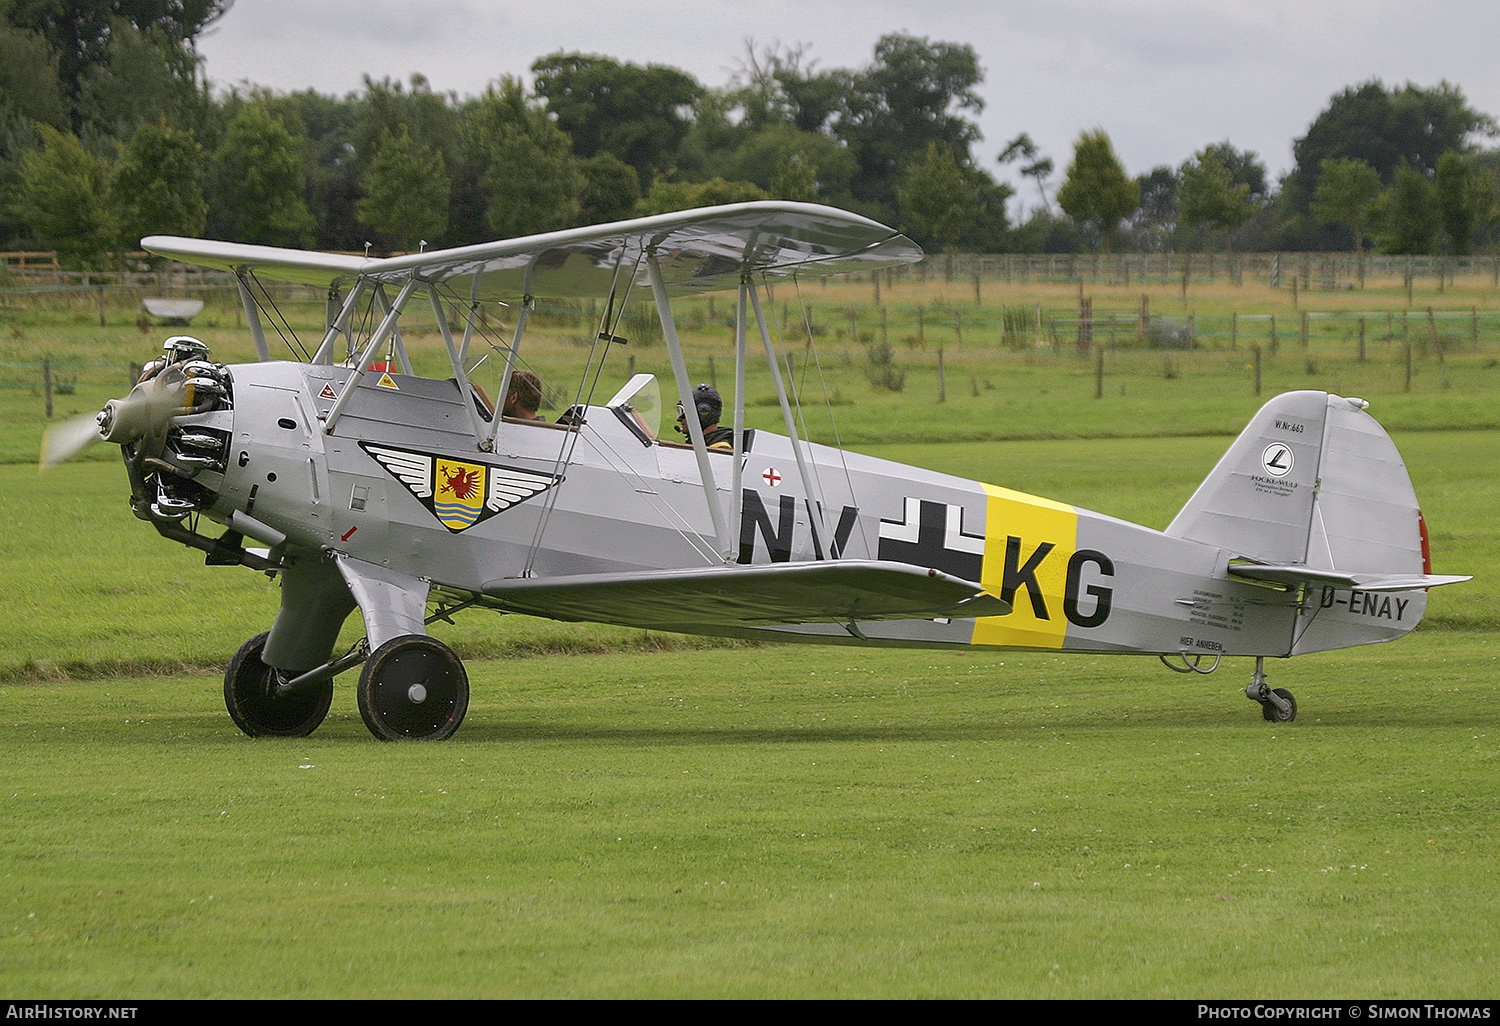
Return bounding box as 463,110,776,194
142,201,922,303
479,560,1008,630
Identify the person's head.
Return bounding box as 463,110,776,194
504,369,544,418
676,383,722,434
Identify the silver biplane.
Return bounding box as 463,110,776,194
45,202,1469,740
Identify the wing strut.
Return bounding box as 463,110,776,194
648,250,731,558
233,272,271,361
323,276,421,433
425,282,492,450
312,278,370,364
748,276,832,556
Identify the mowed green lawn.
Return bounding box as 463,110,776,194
2,420,1495,998
3,639,1497,999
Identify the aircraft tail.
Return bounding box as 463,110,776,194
1166,391,1468,652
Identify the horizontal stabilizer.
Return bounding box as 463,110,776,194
1228,562,1472,593
482,560,1008,628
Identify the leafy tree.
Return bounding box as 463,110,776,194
266,88,363,251
1279,80,1495,247
726,123,856,203
577,151,640,224
354,74,457,175
1129,165,1180,251
111,119,206,244
0,3,68,241
837,34,985,212
0,3,67,131
896,141,1007,254
357,126,449,252
1434,150,1479,256
5,0,229,131
998,132,1053,214
1372,162,1438,254
1056,130,1139,253
727,40,846,136
1179,147,1256,252
75,16,211,141
635,176,767,216
532,53,701,187
207,102,314,247
11,124,116,266
1462,152,1500,253
456,78,581,240
1311,157,1382,256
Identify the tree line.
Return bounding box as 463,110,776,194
4,1,1499,270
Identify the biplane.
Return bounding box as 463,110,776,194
44,201,1469,740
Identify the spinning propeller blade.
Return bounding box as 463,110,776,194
39,368,192,469
40,412,108,468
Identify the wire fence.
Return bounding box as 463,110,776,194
7,251,1499,420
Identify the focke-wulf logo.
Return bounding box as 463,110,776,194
360,442,560,532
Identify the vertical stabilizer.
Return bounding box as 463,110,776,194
1168,392,1455,654
1164,390,1330,563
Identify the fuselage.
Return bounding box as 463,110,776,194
165,361,1420,661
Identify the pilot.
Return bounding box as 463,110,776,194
676,383,735,451
503,369,547,421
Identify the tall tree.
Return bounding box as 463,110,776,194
0,3,67,131
1130,165,1180,252
837,34,984,213
456,78,581,241
206,102,314,247
1373,162,1438,254
531,53,701,187
1434,150,1479,256
897,142,982,253
1056,130,1139,253
11,124,116,266
1278,80,1494,248
111,119,206,244
357,125,449,253
5,0,229,131
1179,147,1256,252
1311,156,1382,257
998,132,1053,214
727,40,846,136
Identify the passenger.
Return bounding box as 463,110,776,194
676,383,735,451
503,369,547,421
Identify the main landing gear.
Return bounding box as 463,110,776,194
224,632,470,741
1245,656,1297,723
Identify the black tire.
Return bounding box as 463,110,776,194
1261,687,1298,723
224,632,333,737
356,634,469,741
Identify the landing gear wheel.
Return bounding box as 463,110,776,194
1261,687,1298,723
224,632,333,737
357,634,469,741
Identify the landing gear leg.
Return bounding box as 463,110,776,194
1245,656,1297,722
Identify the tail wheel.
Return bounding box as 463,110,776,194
357,635,469,741
224,632,333,737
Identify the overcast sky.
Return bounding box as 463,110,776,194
195,0,1500,212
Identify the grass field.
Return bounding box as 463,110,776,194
1,275,1497,999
